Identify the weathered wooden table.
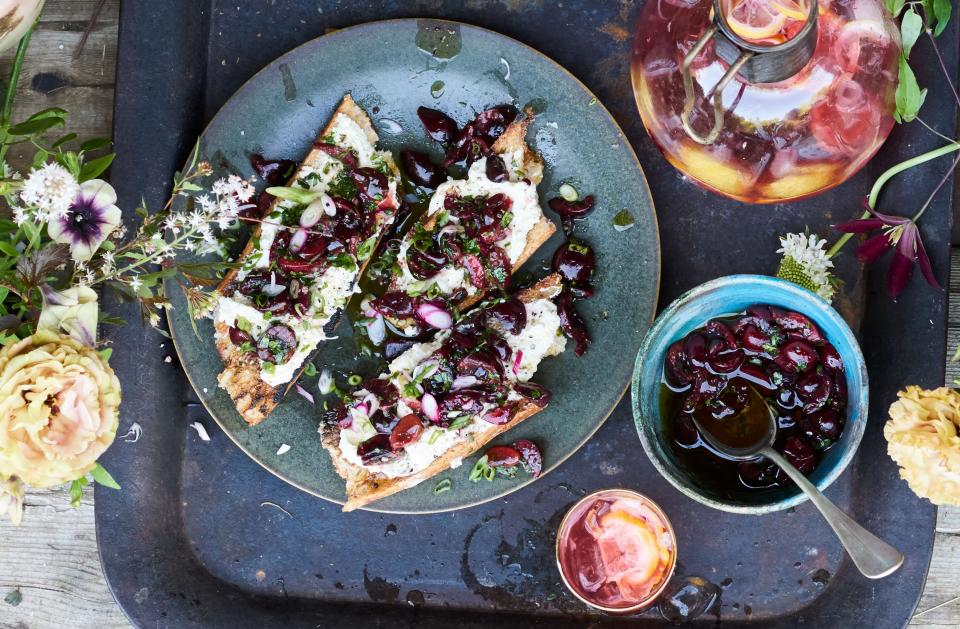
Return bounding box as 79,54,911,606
0,2,956,627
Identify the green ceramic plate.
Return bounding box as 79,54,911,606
166,19,660,513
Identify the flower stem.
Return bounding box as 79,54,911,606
826,141,960,258
0,16,39,165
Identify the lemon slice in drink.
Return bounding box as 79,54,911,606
723,0,789,41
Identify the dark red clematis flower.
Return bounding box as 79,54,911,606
835,202,940,300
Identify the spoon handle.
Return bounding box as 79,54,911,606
761,447,904,579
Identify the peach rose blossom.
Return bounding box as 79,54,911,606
0,330,120,488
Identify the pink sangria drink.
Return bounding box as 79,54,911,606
632,0,901,203
556,489,677,613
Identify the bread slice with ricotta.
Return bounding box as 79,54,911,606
213,95,401,426
378,114,556,332
321,274,566,511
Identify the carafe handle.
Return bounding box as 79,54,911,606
680,26,753,145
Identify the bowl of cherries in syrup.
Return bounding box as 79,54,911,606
631,275,868,514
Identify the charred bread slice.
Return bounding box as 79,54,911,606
213,95,401,426
321,274,565,511
369,114,556,333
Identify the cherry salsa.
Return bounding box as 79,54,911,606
660,305,848,499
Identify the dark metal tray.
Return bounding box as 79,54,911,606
97,1,956,626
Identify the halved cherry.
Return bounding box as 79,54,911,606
485,445,521,468
229,326,253,348
256,323,297,364
774,339,819,373
357,433,394,464
481,405,513,425
389,413,425,450
417,106,459,146
514,381,552,408
772,311,825,345
513,439,543,477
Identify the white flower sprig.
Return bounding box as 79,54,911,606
776,233,837,302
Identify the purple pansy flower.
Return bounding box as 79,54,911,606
835,202,940,300
47,179,122,261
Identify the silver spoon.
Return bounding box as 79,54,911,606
691,388,904,579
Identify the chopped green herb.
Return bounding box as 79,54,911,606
500,211,514,227
428,429,444,445
239,341,256,353
436,210,450,227
568,240,590,255
265,186,320,205
613,209,635,232
356,235,378,262
559,183,578,202
262,361,277,375
469,455,491,482
329,253,357,271
448,414,473,430
235,316,253,333
304,362,318,377
434,478,452,494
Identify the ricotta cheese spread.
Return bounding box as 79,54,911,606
338,296,563,479
394,154,544,296
217,111,399,389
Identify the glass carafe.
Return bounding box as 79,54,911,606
631,0,901,203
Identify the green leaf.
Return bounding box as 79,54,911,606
0,241,16,257
26,107,68,122
97,348,113,361
69,477,88,508
304,362,317,377
901,7,923,57
188,140,201,171
265,186,320,204
79,153,115,181
8,116,64,136
933,0,952,35
885,0,906,16
895,55,925,122
179,181,203,192
90,463,121,490
51,132,78,148
79,137,112,152
57,151,81,179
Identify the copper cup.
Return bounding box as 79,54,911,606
555,489,677,614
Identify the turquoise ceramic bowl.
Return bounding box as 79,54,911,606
631,275,869,514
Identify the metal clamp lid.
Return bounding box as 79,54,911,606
680,0,819,145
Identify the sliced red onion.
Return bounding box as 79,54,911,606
318,368,334,395
416,302,453,329
262,271,286,297
300,200,324,227
412,359,439,382
421,393,439,423
451,375,478,390
353,402,369,417
437,224,463,237
512,350,524,376
320,194,337,216
366,313,387,345
289,228,308,253
362,393,380,418
295,383,315,404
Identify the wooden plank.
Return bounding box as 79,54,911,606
0,1,956,627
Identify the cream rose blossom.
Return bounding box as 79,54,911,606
0,330,120,488
884,386,960,506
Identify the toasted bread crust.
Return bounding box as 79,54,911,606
214,94,389,426
322,274,563,511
